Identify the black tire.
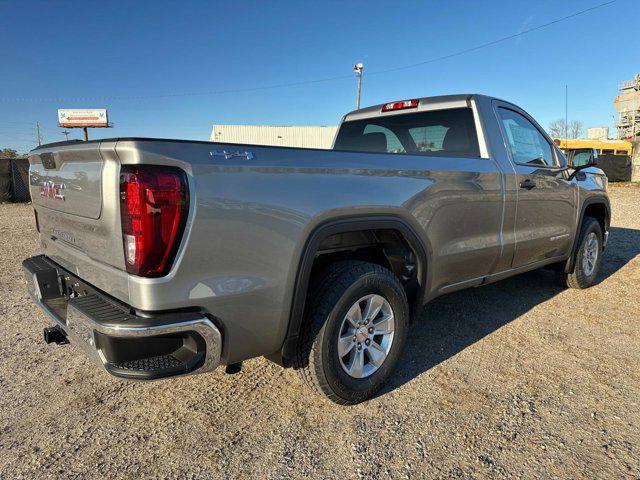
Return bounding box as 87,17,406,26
564,216,603,289
294,261,409,405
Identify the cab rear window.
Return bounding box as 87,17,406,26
334,107,480,157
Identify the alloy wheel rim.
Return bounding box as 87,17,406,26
582,232,599,276
337,294,395,379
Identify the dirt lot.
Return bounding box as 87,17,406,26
0,185,638,479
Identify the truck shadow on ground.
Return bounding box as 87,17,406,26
379,226,640,397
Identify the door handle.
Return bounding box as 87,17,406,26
520,179,536,190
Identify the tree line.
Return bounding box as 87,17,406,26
0,148,20,158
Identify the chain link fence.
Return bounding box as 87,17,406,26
0,157,30,202
0,159,11,201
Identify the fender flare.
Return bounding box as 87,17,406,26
279,215,429,362
565,195,611,273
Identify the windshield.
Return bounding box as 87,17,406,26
333,107,480,157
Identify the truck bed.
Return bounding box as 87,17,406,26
28,136,504,363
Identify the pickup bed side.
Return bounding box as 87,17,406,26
112,132,506,364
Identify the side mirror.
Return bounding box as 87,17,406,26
569,148,598,167
567,149,599,180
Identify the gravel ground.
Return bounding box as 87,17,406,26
0,185,639,479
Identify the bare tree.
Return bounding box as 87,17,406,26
548,119,583,139
568,120,583,139
548,119,566,139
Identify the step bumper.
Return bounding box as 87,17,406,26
22,255,222,380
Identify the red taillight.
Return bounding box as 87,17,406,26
119,165,189,277
381,99,419,112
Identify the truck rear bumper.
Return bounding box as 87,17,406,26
22,255,222,380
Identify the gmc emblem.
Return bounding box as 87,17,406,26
40,180,66,201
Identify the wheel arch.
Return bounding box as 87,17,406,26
565,195,611,273
277,215,430,365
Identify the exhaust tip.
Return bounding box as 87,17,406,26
43,326,69,345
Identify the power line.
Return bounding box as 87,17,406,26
0,125,39,131
0,72,354,103
0,130,36,138
367,0,615,76
0,133,37,143
0,0,615,104
0,121,36,125
0,127,39,140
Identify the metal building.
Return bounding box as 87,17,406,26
210,125,338,149
587,127,609,140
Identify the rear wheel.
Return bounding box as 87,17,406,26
564,216,603,289
295,261,409,405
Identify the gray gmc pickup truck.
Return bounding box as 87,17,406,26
23,94,610,404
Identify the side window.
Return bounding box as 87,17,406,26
498,108,556,167
363,124,404,153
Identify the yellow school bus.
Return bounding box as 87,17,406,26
554,138,633,156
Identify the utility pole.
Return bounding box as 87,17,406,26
61,130,70,141
353,63,364,109
36,121,42,146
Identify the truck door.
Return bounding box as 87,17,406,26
495,105,577,268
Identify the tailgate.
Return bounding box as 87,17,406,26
30,142,103,218
28,141,129,303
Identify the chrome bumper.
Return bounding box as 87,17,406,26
23,255,222,380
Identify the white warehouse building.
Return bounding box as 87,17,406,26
210,125,338,149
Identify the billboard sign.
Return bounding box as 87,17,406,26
58,109,108,127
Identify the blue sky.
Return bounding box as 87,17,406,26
1,0,637,153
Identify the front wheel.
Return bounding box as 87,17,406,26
564,216,603,289
294,261,409,405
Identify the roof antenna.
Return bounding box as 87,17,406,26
565,84,568,140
